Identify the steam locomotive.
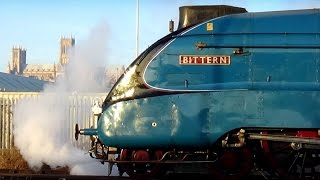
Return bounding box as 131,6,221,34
75,5,320,179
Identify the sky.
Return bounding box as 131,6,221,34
1,0,320,72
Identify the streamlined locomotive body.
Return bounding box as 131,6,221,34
76,5,320,179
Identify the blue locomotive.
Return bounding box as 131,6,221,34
75,5,320,179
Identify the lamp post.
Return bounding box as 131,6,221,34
135,0,139,58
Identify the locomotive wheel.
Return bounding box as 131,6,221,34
118,149,164,179
208,147,253,180
261,131,320,180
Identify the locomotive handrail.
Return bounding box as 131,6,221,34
248,133,320,145
179,32,320,36
196,44,320,49
107,159,218,164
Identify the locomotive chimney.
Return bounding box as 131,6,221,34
177,5,247,30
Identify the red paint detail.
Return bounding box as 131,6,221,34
297,131,318,138
119,149,128,161
154,150,163,160
221,151,238,169
209,148,253,179
260,131,270,152
132,150,150,161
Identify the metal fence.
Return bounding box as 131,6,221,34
0,92,106,150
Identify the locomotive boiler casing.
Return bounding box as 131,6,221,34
94,8,320,149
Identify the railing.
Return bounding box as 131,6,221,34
0,92,106,150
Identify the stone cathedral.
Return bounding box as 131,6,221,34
6,37,125,87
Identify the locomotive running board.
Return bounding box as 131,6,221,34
247,133,320,145
107,160,217,164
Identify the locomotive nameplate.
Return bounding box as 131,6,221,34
179,55,230,65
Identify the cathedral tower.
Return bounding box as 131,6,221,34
59,37,75,65
9,47,26,74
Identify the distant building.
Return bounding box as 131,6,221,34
7,37,75,82
60,37,75,65
6,37,125,86
0,72,48,92
9,47,26,75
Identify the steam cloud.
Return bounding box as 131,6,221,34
12,20,117,176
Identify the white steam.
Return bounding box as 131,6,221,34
12,20,115,176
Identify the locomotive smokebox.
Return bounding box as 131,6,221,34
177,5,247,30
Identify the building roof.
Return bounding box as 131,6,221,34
23,64,56,72
0,72,49,92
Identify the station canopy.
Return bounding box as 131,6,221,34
0,72,48,92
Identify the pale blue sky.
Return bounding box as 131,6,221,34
1,0,320,72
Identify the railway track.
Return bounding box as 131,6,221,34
0,168,271,180
0,169,128,180
0,174,127,180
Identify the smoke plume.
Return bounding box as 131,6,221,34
12,20,117,176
